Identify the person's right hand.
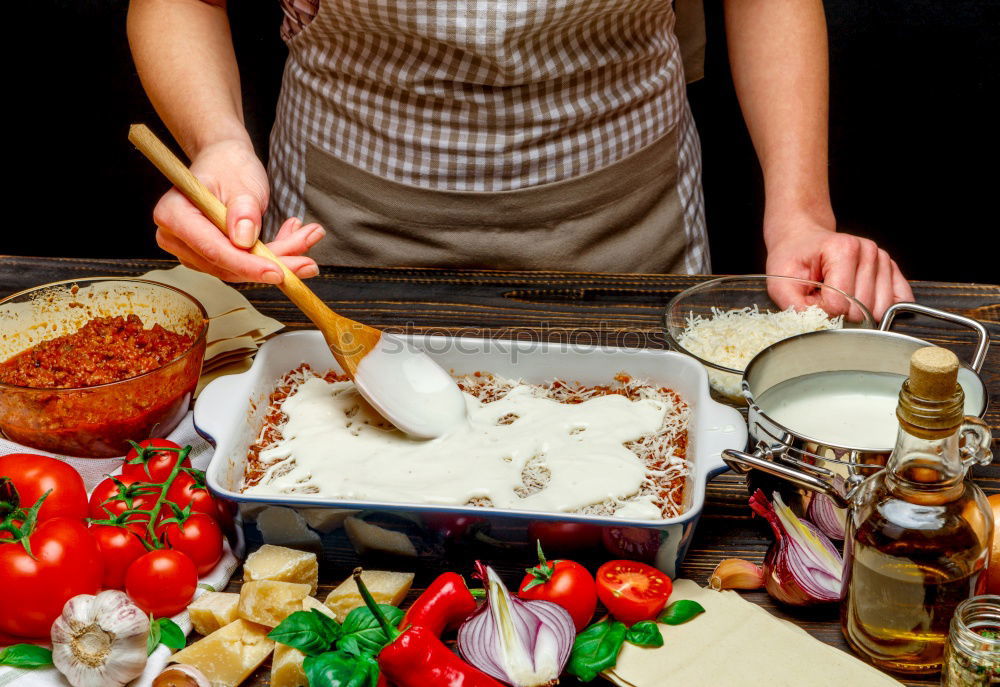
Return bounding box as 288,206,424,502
152,139,325,284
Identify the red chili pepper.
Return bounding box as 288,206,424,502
353,569,503,687
399,572,477,636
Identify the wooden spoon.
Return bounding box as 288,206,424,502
128,124,467,438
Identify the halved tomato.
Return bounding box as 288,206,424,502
595,560,673,626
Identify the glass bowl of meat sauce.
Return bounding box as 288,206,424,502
0,278,208,457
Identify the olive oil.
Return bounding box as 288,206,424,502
841,347,994,675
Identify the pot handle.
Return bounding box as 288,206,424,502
722,447,851,508
880,302,990,372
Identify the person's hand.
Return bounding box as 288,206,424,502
152,138,325,283
764,215,914,322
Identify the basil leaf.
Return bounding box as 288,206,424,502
657,599,706,625
338,605,404,657
146,615,162,656
565,618,627,683
0,644,53,668
303,649,379,687
156,619,187,650
269,610,343,657
624,620,663,647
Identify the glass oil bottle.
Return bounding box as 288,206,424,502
841,346,994,675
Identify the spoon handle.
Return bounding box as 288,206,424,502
128,123,378,375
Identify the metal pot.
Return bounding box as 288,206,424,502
722,302,991,508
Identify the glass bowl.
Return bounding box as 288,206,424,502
663,275,874,406
0,278,208,457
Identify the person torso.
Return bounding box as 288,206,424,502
270,0,688,198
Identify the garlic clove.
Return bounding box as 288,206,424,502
153,664,211,687
709,558,765,591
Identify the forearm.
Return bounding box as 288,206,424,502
723,0,834,245
127,0,249,157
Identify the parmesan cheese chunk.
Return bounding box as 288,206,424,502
188,592,240,636
271,643,307,687
302,596,336,619
243,545,319,595
324,570,414,621
256,507,322,552
238,580,311,627
344,517,417,557
169,619,274,687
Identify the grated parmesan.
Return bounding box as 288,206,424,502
677,304,843,398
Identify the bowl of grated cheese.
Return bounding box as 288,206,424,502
664,275,874,405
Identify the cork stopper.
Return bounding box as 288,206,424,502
908,347,959,401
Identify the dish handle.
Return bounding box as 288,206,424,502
192,372,254,446
697,400,747,479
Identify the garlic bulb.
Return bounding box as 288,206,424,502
51,590,150,687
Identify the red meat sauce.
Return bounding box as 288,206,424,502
0,315,195,389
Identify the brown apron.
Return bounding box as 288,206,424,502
302,126,696,274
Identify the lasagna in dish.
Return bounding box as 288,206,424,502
244,366,690,520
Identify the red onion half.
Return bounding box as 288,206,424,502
457,562,575,687
749,490,843,606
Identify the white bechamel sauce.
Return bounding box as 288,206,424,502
757,371,906,449
352,334,467,439
245,376,670,517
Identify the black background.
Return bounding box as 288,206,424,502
5,0,998,284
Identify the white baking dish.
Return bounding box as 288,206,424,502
194,330,746,575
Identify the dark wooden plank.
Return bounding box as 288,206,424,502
0,256,997,687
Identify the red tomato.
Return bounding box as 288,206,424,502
0,453,87,522
156,513,223,575
126,549,197,618
88,474,158,524
527,521,602,554
595,560,673,627
165,473,220,520
121,439,187,483
518,558,597,631
91,524,149,590
0,518,103,637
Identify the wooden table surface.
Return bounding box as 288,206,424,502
1,256,997,687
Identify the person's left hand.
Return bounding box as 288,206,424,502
764,214,914,321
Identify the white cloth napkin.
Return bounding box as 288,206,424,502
0,414,244,687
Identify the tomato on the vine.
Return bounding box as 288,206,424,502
156,513,223,576
121,439,188,483
595,560,673,627
0,517,103,637
166,473,221,520
88,474,156,524
126,549,197,618
90,523,149,590
518,546,597,631
0,454,88,522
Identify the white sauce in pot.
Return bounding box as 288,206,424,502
756,370,979,450
245,376,671,518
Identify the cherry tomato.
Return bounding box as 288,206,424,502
527,521,602,554
90,523,149,590
121,439,188,483
0,453,87,522
156,513,223,576
0,518,103,637
126,549,197,618
165,473,220,520
88,474,156,525
595,560,673,626
518,557,597,631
